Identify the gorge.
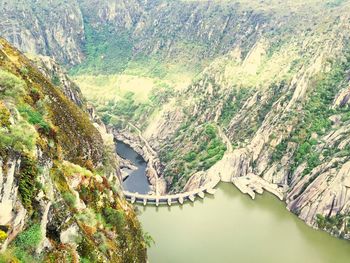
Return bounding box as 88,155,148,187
1,0,350,262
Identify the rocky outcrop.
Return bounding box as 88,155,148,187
334,85,350,108
0,157,26,252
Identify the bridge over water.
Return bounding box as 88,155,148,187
124,177,221,206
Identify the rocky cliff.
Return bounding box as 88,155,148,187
0,38,147,262
0,0,85,65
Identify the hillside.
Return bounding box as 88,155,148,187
0,38,147,262
2,0,350,241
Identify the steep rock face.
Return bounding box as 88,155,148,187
80,0,267,59
0,39,147,262
0,0,268,68
0,156,26,250
31,55,86,108
0,0,85,65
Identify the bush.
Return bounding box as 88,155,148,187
70,24,133,75
18,104,50,134
62,192,77,207
184,151,196,162
219,88,251,126
271,140,288,163
0,119,37,152
0,70,26,101
103,208,126,230
289,53,350,175
143,232,155,248
0,102,10,127
204,124,216,139
14,224,42,252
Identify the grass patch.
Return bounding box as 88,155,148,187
18,104,50,134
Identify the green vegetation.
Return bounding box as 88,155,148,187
14,224,42,252
161,123,227,190
98,91,151,126
316,213,350,235
0,35,148,263
289,51,350,176
18,104,50,134
0,102,10,128
219,88,251,126
149,82,175,105
143,232,155,248
103,208,126,230
0,70,26,101
0,119,38,153
18,155,39,212
70,24,133,75
0,69,52,153
60,160,93,178
98,85,174,129
271,140,288,163
3,224,43,263
0,70,39,152
325,0,346,8
62,192,77,207
51,74,61,86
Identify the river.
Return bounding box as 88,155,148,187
116,141,350,263
116,140,150,194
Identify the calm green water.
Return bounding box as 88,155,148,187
138,183,350,263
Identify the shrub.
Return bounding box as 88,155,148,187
219,88,251,126
289,53,350,175
18,104,50,134
143,232,155,248
62,192,77,207
0,119,37,152
103,208,126,230
0,102,10,128
51,74,61,86
271,140,288,163
0,70,26,101
204,124,216,139
14,224,41,252
184,151,196,162
70,24,133,75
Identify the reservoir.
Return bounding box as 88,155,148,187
117,141,350,263
139,184,350,263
